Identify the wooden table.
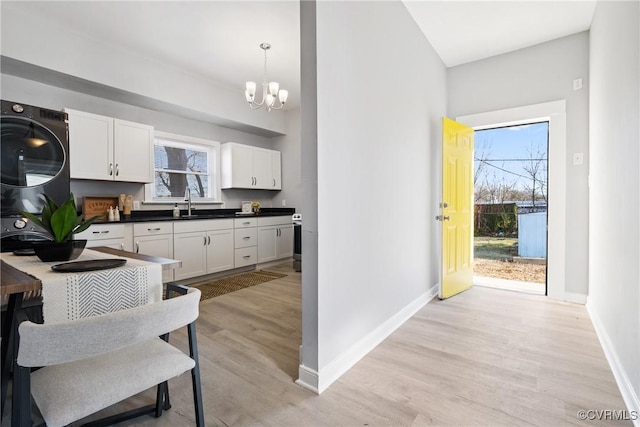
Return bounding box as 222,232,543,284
0,247,181,424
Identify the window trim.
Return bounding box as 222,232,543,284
144,131,222,204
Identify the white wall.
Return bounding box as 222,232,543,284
1,73,300,211
0,4,287,136
448,32,590,298
587,0,640,417
299,0,447,392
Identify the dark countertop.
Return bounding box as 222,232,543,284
91,207,296,224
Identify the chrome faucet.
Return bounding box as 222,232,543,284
184,186,192,216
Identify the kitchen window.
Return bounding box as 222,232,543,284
145,131,221,203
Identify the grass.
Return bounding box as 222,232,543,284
474,236,518,260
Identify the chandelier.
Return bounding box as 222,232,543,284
244,42,288,111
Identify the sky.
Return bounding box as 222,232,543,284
474,122,549,193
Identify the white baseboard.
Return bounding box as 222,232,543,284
311,284,438,393
296,365,319,394
587,301,640,427
564,291,587,305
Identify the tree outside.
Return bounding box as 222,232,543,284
154,143,209,198
473,122,548,284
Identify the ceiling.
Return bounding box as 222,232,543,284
3,1,597,108
403,1,597,67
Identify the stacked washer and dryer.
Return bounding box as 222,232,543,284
0,100,70,251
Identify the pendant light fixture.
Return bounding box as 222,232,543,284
244,42,288,111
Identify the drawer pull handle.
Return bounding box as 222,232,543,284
101,230,110,234
243,236,250,240
243,222,250,225
243,255,251,259
148,228,161,231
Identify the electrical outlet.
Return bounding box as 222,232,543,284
282,199,286,207
133,201,141,210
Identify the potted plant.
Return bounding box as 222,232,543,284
20,193,103,262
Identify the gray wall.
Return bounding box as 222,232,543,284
1,73,301,211
272,107,302,212
588,0,640,412
301,0,447,390
448,32,590,297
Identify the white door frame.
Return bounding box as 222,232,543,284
457,100,566,301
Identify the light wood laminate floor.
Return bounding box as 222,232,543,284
61,262,628,426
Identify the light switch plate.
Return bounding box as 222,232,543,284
573,78,583,91
133,200,141,210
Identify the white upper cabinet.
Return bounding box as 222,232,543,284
65,109,153,183
113,119,154,183
221,142,282,190
271,150,282,190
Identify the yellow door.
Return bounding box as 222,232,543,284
440,117,474,299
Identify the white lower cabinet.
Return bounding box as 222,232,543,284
75,223,133,252
173,232,208,280
207,228,235,273
173,219,234,280
257,216,294,264
133,222,174,283
234,218,257,268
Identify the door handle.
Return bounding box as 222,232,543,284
203,236,207,245
136,242,139,253
435,215,451,221
115,163,119,176
273,178,276,187
207,236,211,245
109,163,113,176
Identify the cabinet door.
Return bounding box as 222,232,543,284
173,232,207,280
134,234,174,282
114,119,154,183
66,109,114,180
252,148,272,189
85,238,126,251
276,225,294,258
257,226,278,263
271,150,282,190
228,143,254,188
207,229,235,273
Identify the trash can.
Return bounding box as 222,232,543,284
292,213,302,272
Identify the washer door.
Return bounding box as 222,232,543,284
1,117,66,187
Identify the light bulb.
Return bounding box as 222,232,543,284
268,82,279,96
266,94,275,107
278,89,288,104
245,81,256,97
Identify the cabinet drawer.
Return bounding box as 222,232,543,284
234,228,257,249
234,218,257,228
75,224,125,241
257,216,292,227
234,247,257,267
174,219,233,234
133,222,173,236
